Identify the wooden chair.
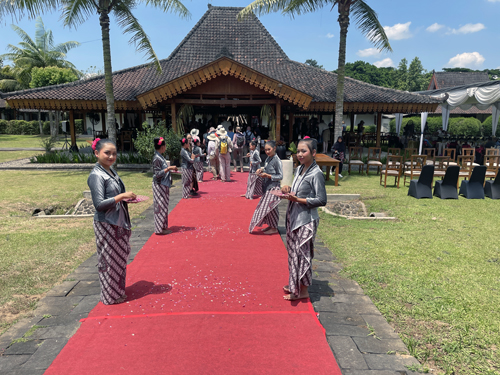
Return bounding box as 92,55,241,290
457,155,474,185
484,155,500,180
380,155,403,188
388,148,402,156
486,148,499,156
462,148,479,167
121,130,133,151
403,148,418,170
404,155,427,186
443,148,457,166
348,147,364,175
423,148,436,165
433,156,450,179
365,147,382,175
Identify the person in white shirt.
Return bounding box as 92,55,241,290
215,125,233,182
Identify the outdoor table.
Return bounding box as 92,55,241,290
315,153,339,186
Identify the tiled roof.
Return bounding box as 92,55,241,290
432,71,490,89
433,105,492,115
3,6,440,106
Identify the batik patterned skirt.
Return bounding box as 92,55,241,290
182,167,194,199
249,187,281,233
286,212,319,297
194,161,204,182
245,173,263,199
93,221,131,305
153,183,169,233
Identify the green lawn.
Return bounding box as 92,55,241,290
0,169,161,335
0,134,88,149
319,173,500,374
0,151,40,163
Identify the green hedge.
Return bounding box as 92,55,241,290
481,115,500,137
389,116,481,137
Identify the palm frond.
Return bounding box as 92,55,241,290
113,3,162,72
143,0,190,19
0,0,60,20
11,24,37,49
238,0,291,20
351,0,392,52
53,41,81,55
34,17,46,47
61,0,96,29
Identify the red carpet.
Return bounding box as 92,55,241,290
45,172,341,374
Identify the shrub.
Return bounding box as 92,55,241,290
0,120,8,134
134,124,180,162
481,115,500,137
75,119,84,134
39,136,58,153
448,117,481,137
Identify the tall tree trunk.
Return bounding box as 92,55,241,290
334,1,351,142
100,11,117,144
55,111,60,139
49,111,57,138
38,110,43,135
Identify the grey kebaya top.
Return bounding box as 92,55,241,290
261,154,283,192
286,161,327,232
152,151,172,187
249,149,261,173
193,146,202,163
87,163,131,230
180,148,194,170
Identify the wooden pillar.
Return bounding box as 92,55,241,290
350,113,355,132
171,103,177,133
275,101,281,141
69,110,76,146
101,111,106,134
376,112,382,147
288,112,294,143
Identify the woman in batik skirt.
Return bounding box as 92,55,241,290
88,138,136,305
242,140,263,199
193,137,205,183
152,137,178,235
180,137,197,198
248,141,283,235
281,138,327,301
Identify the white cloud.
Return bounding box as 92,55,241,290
374,58,395,68
383,22,412,40
326,33,334,38
427,23,444,32
448,23,485,34
447,52,485,68
357,48,381,57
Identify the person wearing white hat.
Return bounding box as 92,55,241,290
215,125,233,182
206,132,219,180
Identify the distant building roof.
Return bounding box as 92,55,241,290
428,71,490,90
3,6,440,112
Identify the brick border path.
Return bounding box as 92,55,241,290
1,184,420,375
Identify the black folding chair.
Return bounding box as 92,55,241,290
459,165,486,199
484,171,500,199
433,166,459,199
408,165,434,199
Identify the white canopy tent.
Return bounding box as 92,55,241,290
417,80,500,135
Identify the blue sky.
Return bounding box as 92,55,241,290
1,0,499,74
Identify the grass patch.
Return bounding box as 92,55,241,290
0,169,155,335
0,151,40,163
0,134,87,149
319,173,500,374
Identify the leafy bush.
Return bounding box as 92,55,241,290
30,150,149,164
134,124,180,162
448,117,481,137
39,136,58,153
30,66,78,88
481,115,500,137
75,119,84,134
0,120,7,134
365,125,376,133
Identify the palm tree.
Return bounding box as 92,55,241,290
0,17,80,89
238,0,392,140
0,0,191,144
61,0,190,143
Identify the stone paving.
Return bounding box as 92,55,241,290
1,180,419,375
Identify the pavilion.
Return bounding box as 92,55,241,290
1,5,441,148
